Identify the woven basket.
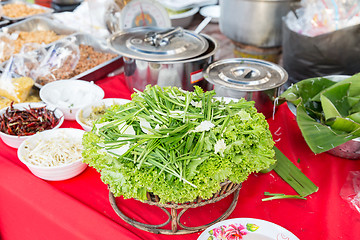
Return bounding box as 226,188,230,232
109,180,241,234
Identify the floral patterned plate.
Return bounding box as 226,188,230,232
197,218,299,240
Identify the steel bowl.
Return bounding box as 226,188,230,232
327,138,360,160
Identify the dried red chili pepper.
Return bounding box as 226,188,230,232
0,103,62,136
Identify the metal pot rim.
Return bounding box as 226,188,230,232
203,58,288,91
109,33,218,64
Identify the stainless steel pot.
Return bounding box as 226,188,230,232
203,58,288,118
219,0,298,47
108,27,218,92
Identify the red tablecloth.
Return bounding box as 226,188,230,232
1,75,359,240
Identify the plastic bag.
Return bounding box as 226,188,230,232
20,42,47,63
340,171,360,213
0,33,15,63
282,21,360,86
32,38,80,86
0,56,35,103
285,0,360,37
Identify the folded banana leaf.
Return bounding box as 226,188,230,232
280,73,360,154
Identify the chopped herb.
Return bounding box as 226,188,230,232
82,85,276,203
262,192,307,201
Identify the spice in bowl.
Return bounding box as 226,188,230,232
0,102,64,148
0,103,61,136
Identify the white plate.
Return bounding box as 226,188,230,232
197,218,299,240
199,5,220,23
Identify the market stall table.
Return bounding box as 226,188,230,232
1,74,359,240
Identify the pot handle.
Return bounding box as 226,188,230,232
144,27,183,47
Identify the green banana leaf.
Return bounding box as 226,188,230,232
280,73,360,154
296,104,356,153
320,83,350,120
312,73,360,101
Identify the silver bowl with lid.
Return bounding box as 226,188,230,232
108,26,218,92
203,58,288,118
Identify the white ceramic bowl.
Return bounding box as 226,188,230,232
200,5,220,23
170,7,199,28
76,98,130,131
0,102,64,148
17,128,87,181
39,80,105,120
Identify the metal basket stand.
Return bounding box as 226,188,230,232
109,181,241,235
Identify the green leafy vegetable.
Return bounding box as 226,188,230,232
280,74,360,153
82,85,275,203
262,192,306,201
273,147,318,197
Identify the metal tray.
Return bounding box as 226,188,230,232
29,33,123,88
0,16,77,64
68,33,123,82
0,2,54,22
2,16,76,35
0,19,10,28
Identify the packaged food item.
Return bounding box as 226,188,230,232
32,38,80,85
0,34,15,62
0,76,34,103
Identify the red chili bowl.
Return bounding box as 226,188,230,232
0,102,64,148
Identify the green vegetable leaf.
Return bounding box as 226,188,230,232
320,83,350,120
280,77,336,108
296,104,355,153
82,85,275,203
273,147,318,197
326,117,360,137
280,74,360,154
312,73,360,101
262,192,307,201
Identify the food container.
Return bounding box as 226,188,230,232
17,128,87,181
287,75,360,160
76,98,130,131
169,7,199,28
39,80,105,120
0,16,77,66
2,16,76,37
203,58,288,118
0,102,64,148
65,33,122,82
219,0,298,47
108,26,218,92
1,2,54,22
0,32,121,84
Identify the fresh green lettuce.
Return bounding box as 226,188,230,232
82,85,275,203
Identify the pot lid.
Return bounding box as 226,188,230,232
108,27,209,62
203,58,288,91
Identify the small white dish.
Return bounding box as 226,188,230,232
39,80,105,120
199,5,220,23
76,98,130,131
17,128,87,181
169,7,199,28
0,102,64,148
198,218,299,240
